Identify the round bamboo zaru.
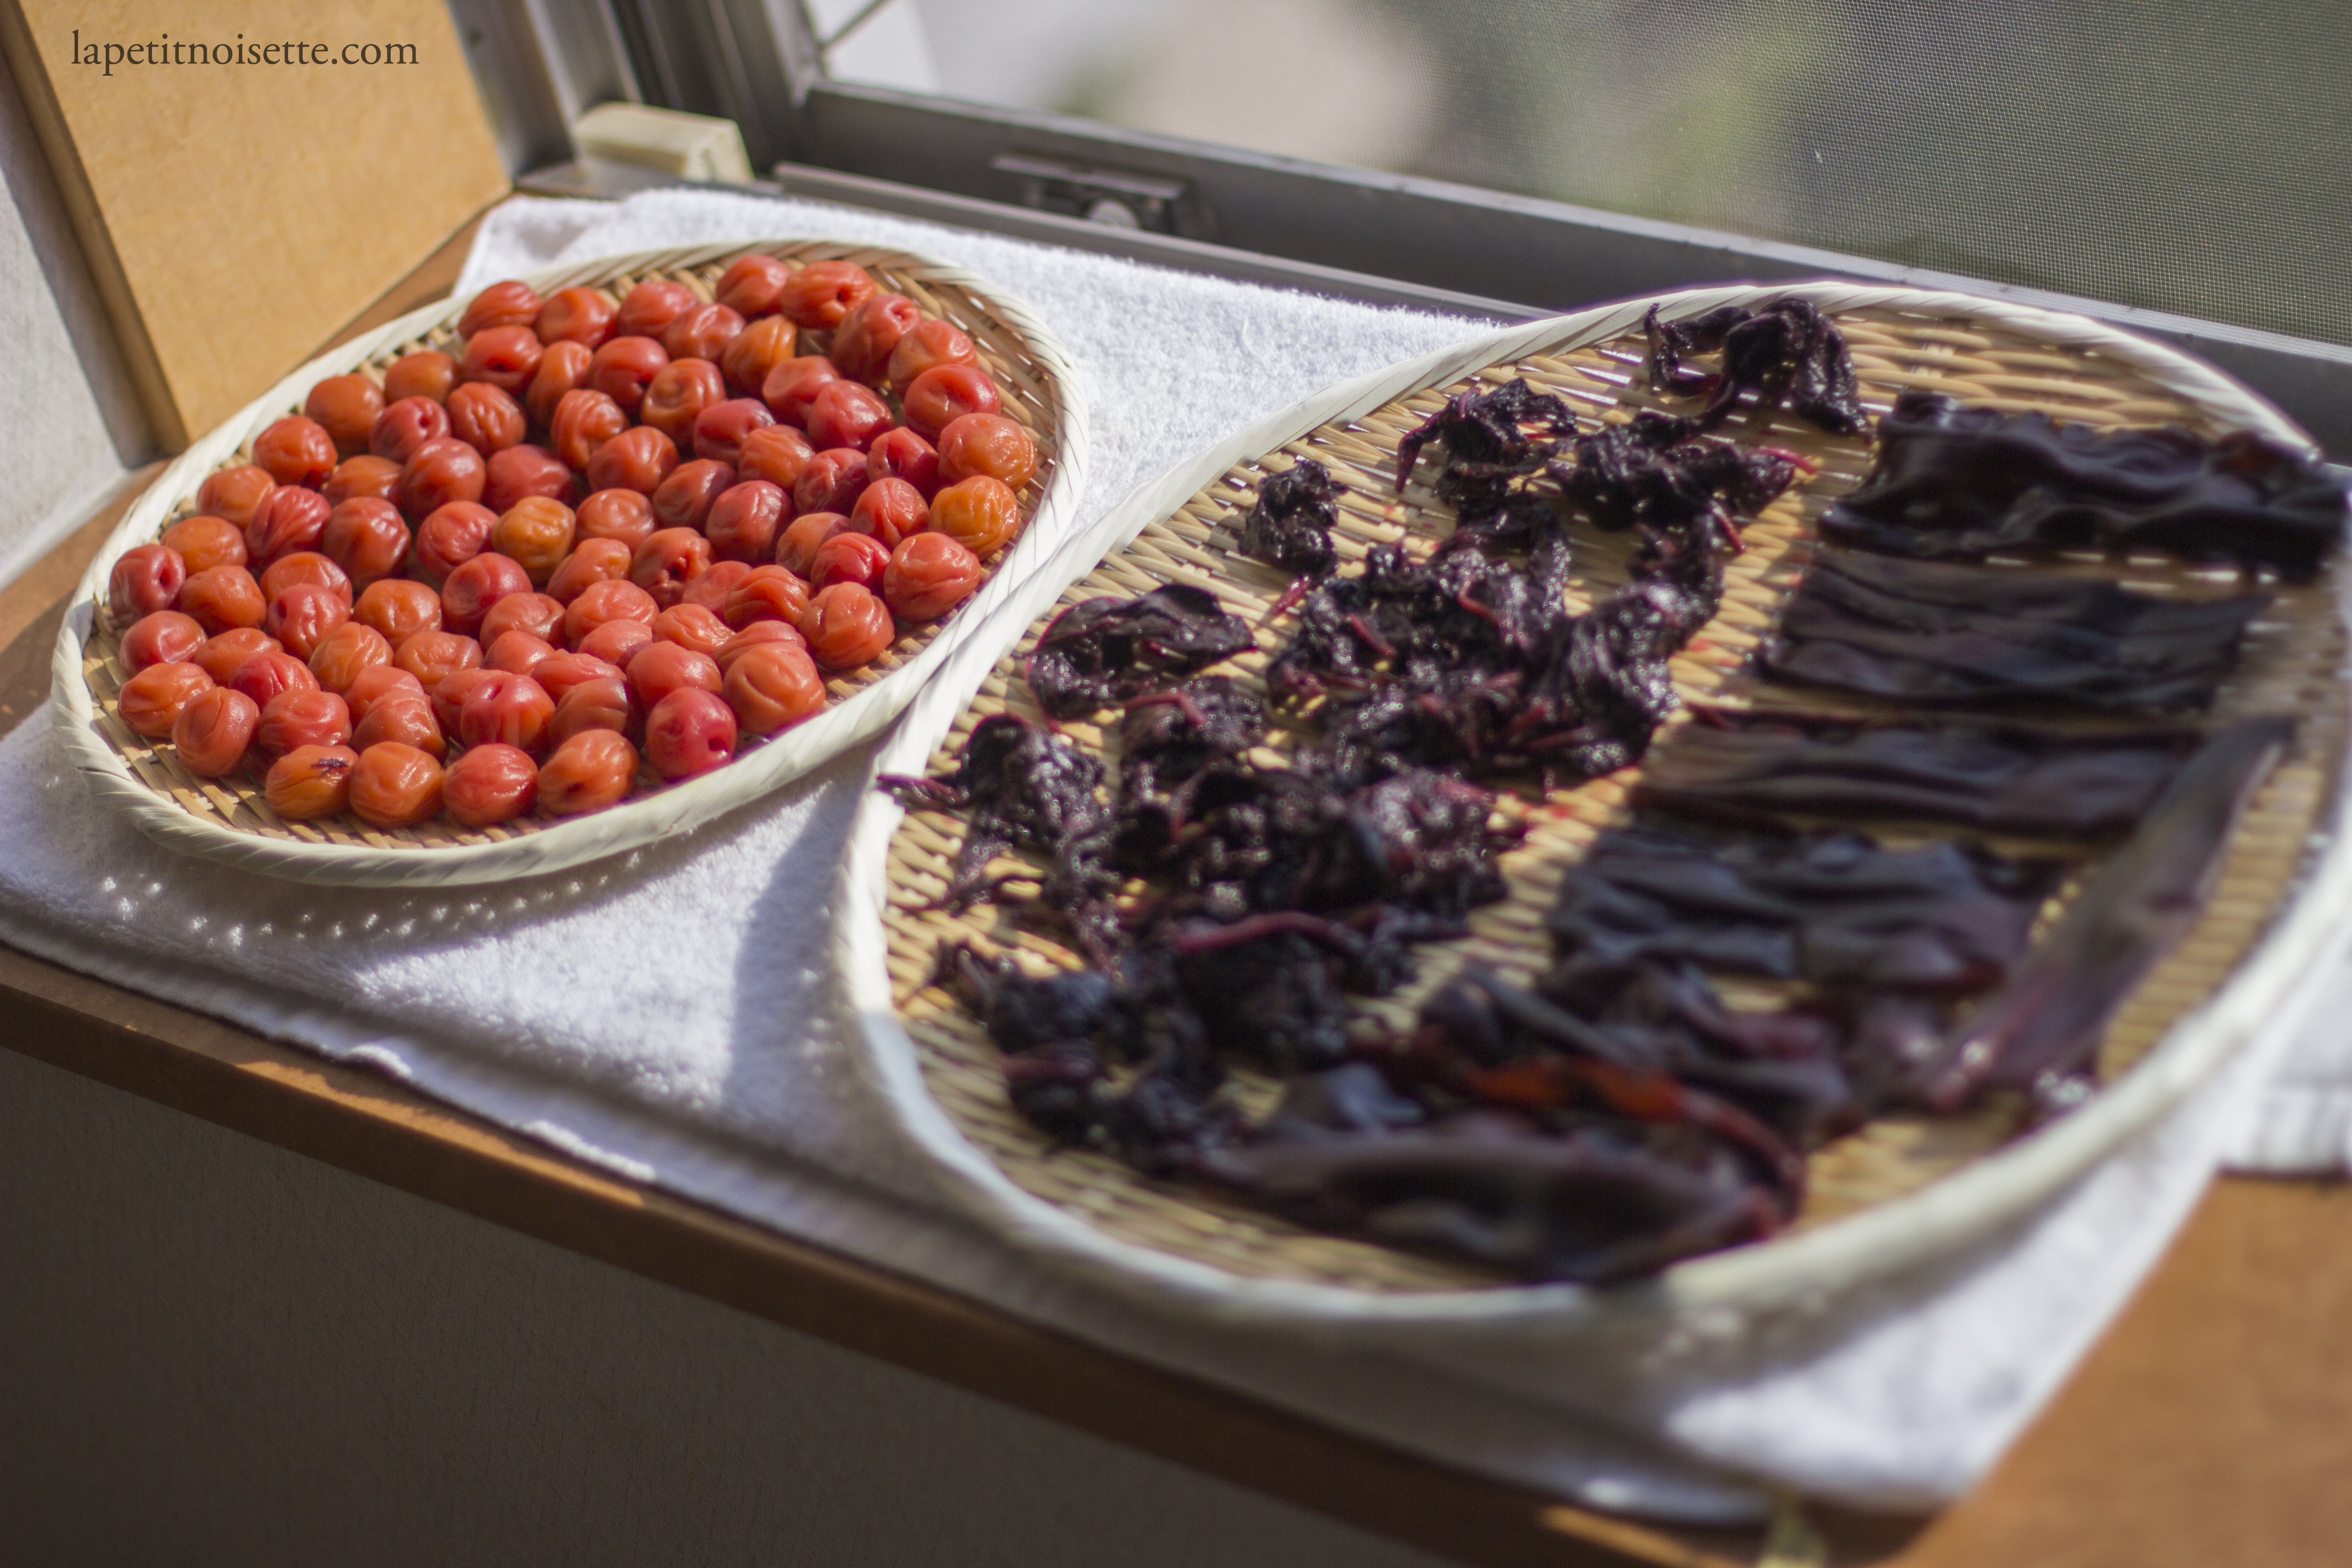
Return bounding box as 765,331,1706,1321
52,240,1091,887
838,282,2351,1327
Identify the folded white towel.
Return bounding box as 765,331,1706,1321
5,186,2343,1521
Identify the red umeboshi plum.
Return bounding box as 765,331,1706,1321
760,355,840,429
321,498,410,588
722,641,827,737
479,592,564,648
550,674,632,746
227,650,318,709
652,459,735,531
927,475,1022,558
794,448,870,517
902,363,1000,443
245,486,332,567
172,685,259,776
430,666,495,732
109,544,185,621
196,465,277,531
652,603,730,657
307,621,394,694
460,324,543,397
120,610,206,675
616,279,696,341
355,579,441,644
393,628,482,694
776,511,849,577
577,618,653,666
625,640,721,710
526,339,594,432
849,476,929,550
484,444,577,514
535,286,617,349
705,480,788,564
382,350,457,406
630,528,711,608
830,293,921,385
587,335,668,415
161,515,247,575
254,416,338,488
414,500,499,583
343,664,426,721
491,496,576,583
324,455,402,507
694,398,777,467
737,424,816,491
487,630,556,676
799,582,896,671
117,662,213,739
350,693,445,759
264,744,360,820
778,260,874,330
348,742,443,828
715,619,807,676
397,438,489,523
574,487,656,550
305,375,384,456
459,279,543,339
547,536,634,605
715,255,791,318
680,560,751,617
190,627,280,685
533,652,625,705
551,387,628,471
721,316,796,398
459,671,556,755
645,688,736,780
371,395,451,463
720,563,811,630
563,578,658,649
446,382,525,455
265,583,349,662
258,551,352,606
663,303,744,365
441,552,533,637
884,532,982,623
804,382,894,454
641,358,727,448
538,729,638,816
937,412,1038,490
886,317,976,391
867,427,941,497
586,426,678,497
255,687,351,758
809,530,891,594
443,742,539,827
180,565,268,635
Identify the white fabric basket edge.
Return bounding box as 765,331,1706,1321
47,239,1093,889
834,279,2352,1337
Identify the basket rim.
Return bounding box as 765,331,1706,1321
49,238,1093,888
834,278,2352,1334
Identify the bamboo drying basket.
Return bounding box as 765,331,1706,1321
837,282,2352,1328
51,240,1090,887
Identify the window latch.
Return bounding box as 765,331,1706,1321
990,153,1193,236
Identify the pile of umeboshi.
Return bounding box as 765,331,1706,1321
102,258,1039,834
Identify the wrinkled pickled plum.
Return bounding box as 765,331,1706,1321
652,459,735,532
227,650,319,709
806,382,895,454
382,350,457,406
109,544,185,621
117,662,213,739
461,325,544,397
927,475,1021,559
722,641,827,736
737,423,817,492
587,426,678,498
414,500,498,583
546,537,634,608
902,364,1000,444
574,487,657,551
715,620,808,676
887,318,976,391
371,396,451,465
705,480,789,565
800,582,895,671
616,279,696,341
355,579,441,644
936,413,1036,491
307,621,394,693
265,583,349,661
715,255,791,318
794,447,871,517
721,316,797,399
867,427,941,498
549,674,632,746
459,279,543,339
526,340,594,433
245,487,332,568
305,376,383,456
443,742,540,826
809,530,892,594
190,628,280,686
350,693,445,759
264,744,358,820
441,552,533,636
255,687,352,758
257,551,351,606
253,416,337,488
721,563,811,630
321,497,410,588
534,286,617,349
830,293,921,385
539,729,640,815
484,444,578,516
645,688,737,780
777,511,849,577
486,630,557,676
323,455,403,508
631,528,712,608
197,466,277,532
446,382,525,455
652,603,732,657
778,260,874,330
396,438,487,523
119,610,206,675
480,591,564,649
577,617,655,667
348,742,443,828
625,639,721,710
587,336,667,415
642,358,727,448
551,387,629,472
849,477,928,549
180,565,268,635
663,304,743,366
458,671,556,754
343,664,426,721
172,686,259,776
160,515,248,575
393,628,482,695
761,355,842,430
694,399,778,467
884,532,980,623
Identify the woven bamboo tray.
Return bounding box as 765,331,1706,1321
51,240,1090,888
838,281,2352,1328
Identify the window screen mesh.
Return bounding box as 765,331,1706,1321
897,0,2352,344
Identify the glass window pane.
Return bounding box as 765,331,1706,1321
852,1,2352,345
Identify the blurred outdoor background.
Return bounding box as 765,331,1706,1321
825,0,2352,347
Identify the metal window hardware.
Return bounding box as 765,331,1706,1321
990,153,1194,237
